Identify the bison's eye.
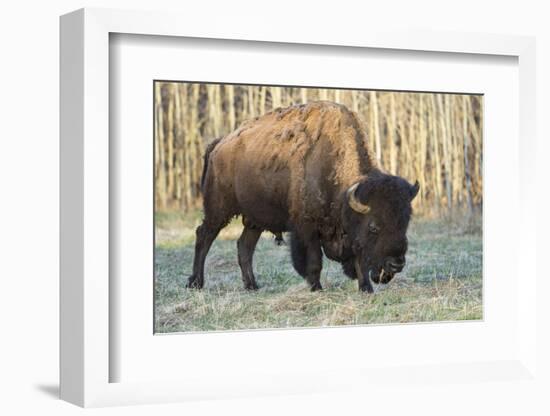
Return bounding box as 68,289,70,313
368,223,379,235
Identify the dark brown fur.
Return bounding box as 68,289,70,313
187,101,419,292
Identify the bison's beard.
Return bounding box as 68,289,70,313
370,268,395,284
341,257,395,284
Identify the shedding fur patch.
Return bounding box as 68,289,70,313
206,101,378,228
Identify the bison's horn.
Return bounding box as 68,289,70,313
347,183,370,214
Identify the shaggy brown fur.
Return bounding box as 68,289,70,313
187,101,419,292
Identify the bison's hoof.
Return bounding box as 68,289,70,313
359,284,374,294
186,276,203,289
244,282,259,291
310,283,323,292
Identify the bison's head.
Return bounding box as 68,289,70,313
342,173,419,288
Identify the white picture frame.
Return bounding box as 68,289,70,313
60,7,539,408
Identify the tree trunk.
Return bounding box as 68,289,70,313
155,83,167,210
369,91,382,163
386,93,396,174
463,95,473,214
226,85,236,130
437,94,452,210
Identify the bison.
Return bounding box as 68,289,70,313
187,101,419,293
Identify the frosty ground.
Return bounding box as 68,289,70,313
154,211,482,333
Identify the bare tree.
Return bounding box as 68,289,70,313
154,82,483,216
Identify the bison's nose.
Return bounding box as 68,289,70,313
385,256,405,273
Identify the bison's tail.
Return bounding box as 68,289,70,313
200,137,222,192
274,232,285,246
290,232,307,278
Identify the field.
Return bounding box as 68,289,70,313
154,211,482,333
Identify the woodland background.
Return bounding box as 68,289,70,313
154,82,483,216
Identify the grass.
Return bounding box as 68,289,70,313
154,210,482,333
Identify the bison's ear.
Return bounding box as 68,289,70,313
410,180,420,200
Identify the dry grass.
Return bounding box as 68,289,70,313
154,211,482,333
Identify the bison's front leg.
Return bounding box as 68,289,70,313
354,258,374,294
305,237,323,291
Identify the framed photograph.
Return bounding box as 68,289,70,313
152,81,483,334
60,8,539,408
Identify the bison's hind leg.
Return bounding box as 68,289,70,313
237,224,262,290
188,168,236,289
187,220,225,289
